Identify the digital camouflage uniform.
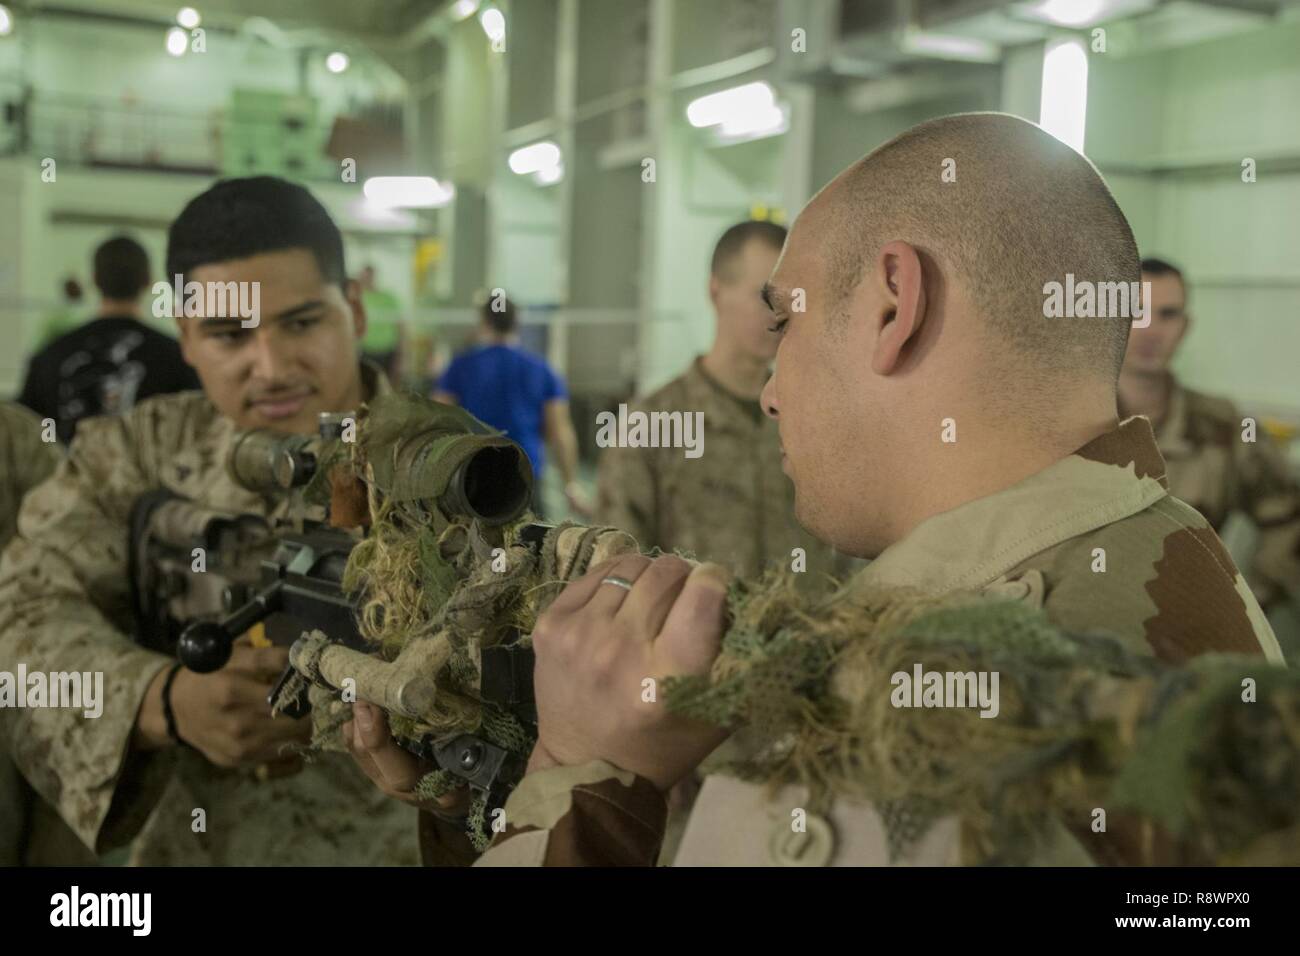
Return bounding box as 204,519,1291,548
0,403,94,866
595,356,849,582
0,367,420,865
474,417,1284,866
0,404,61,549
1130,380,1300,614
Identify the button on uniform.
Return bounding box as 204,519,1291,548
769,811,835,866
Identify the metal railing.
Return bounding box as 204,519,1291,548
2,90,337,181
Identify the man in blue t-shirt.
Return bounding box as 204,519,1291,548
433,294,589,518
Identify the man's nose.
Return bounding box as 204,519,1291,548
250,330,289,380
761,372,778,420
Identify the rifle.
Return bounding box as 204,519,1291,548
128,397,608,824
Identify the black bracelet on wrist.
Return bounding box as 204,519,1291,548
162,662,189,748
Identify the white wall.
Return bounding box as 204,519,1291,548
1088,18,1300,416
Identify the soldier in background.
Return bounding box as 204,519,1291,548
596,220,845,583
592,221,852,860
0,177,423,865
1119,257,1300,640
0,403,93,866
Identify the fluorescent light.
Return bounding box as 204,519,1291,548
509,142,563,185
717,104,787,141
165,27,188,56
901,30,1000,63
349,197,417,229
687,81,776,129
326,51,350,74
177,6,200,29
362,176,455,209
1030,0,1106,27
451,0,480,21
534,162,564,186
480,7,505,43
0,4,15,36
687,82,787,142
508,141,561,175
1040,38,1089,153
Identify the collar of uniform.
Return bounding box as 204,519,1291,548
684,355,765,426
858,417,1170,593
1152,377,1194,457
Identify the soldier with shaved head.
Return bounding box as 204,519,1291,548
347,113,1284,866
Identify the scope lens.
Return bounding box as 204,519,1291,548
459,446,530,522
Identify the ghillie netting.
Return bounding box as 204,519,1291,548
279,394,1300,862
664,575,1300,864
277,394,642,848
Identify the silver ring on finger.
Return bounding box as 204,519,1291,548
601,576,635,591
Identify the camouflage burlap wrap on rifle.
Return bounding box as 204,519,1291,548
273,393,640,846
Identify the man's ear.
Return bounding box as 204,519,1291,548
345,279,368,341
871,240,927,376
707,274,722,312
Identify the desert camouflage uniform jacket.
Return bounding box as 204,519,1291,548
0,403,90,866
473,417,1284,867
0,366,420,865
595,356,848,582
1132,379,1300,611
0,403,61,548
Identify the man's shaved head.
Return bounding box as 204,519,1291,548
762,112,1138,557
822,112,1139,384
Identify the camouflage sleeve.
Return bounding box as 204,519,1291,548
0,413,175,852
0,403,62,547
594,442,658,550
1235,432,1300,602
474,760,668,866
4,404,61,493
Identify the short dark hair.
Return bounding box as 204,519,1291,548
481,293,518,335
1141,257,1185,283
711,220,788,279
1141,256,1187,306
166,176,346,287
93,235,151,299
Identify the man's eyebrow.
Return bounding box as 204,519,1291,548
197,316,245,331
275,300,327,321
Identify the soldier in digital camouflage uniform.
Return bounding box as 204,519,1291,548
463,113,1285,867
1119,257,1300,634
0,402,96,866
0,178,419,865
596,220,849,585
594,222,856,859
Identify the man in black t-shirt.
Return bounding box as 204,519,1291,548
18,235,199,443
